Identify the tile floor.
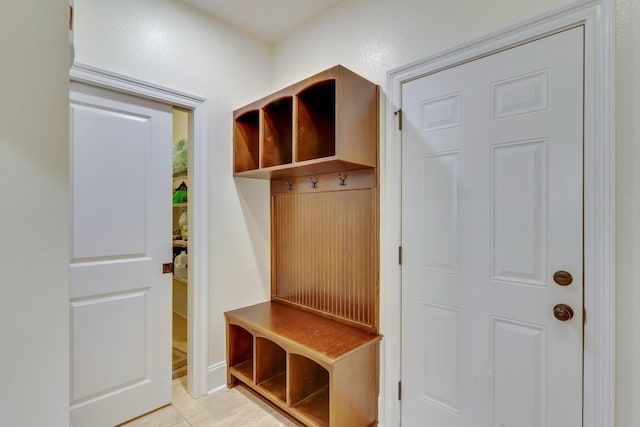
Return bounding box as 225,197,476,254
172,314,187,379
121,376,298,426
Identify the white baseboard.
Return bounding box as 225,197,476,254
207,361,227,394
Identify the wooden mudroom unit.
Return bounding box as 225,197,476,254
225,65,382,427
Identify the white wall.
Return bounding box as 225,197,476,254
72,1,640,423
615,0,640,425
0,0,70,424
271,0,574,88
271,0,638,424
74,0,274,381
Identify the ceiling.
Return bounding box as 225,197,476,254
181,0,344,43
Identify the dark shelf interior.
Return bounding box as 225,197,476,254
262,97,293,168
234,110,260,173
293,385,329,427
231,359,253,382
257,371,286,403
289,353,329,424
228,324,254,381
296,80,336,162
256,338,286,403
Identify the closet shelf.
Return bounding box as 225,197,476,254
173,276,188,285
173,239,188,248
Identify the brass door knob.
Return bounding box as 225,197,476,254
553,304,574,321
553,271,573,286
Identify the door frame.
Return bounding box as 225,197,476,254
381,1,615,426
70,63,210,398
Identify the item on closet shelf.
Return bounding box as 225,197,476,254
173,181,188,204
178,209,188,240
173,139,188,175
174,250,187,279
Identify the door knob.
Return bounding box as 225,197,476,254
553,271,573,286
553,304,574,321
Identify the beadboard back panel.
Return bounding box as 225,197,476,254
271,173,379,332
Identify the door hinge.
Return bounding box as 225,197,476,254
583,309,586,326
69,5,74,31
398,246,403,265
394,109,402,130
162,263,173,274
398,381,402,400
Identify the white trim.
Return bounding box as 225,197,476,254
382,1,615,426
70,63,210,399
207,361,228,394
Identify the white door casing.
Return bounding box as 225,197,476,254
401,27,583,427
69,82,172,426
70,63,210,399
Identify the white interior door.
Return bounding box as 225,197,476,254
69,82,173,426
401,27,583,426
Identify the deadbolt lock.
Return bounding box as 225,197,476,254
553,270,573,286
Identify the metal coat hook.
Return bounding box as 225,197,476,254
309,177,318,189
338,174,347,186
285,181,293,191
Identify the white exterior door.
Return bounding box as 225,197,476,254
69,82,173,426
401,27,583,426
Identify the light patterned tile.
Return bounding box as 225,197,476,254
124,377,299,427
189,385,297,427
120,404,190,427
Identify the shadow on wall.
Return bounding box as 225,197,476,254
234,177,271,295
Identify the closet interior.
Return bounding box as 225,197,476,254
172,108,189,380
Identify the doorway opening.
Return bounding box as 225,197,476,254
70,64,209,425
172,107,190,380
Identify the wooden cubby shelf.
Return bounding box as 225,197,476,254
227,324,254,383
228,65,380,427
296,80,336,162
233,110,260,173
256,337,287,403
233,65,378,179
226,301,381,427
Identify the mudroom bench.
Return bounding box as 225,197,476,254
225,301,381,427
227,64,381,427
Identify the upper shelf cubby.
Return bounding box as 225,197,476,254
233,110,260,173
262,96,293,168
296,80,336,162
233,65,378,179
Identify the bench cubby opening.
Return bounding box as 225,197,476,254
227,324,254,384
255,337,287,403
289,353,330,426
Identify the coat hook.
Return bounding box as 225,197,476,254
285,181,293,191
338,174,347,186
309,177,318,189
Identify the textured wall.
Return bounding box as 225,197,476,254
272,0,634,424
74,0,274,382
271,0,575,88
74,2,639,418
0,0,70,424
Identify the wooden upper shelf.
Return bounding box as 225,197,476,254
233,65,379,179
